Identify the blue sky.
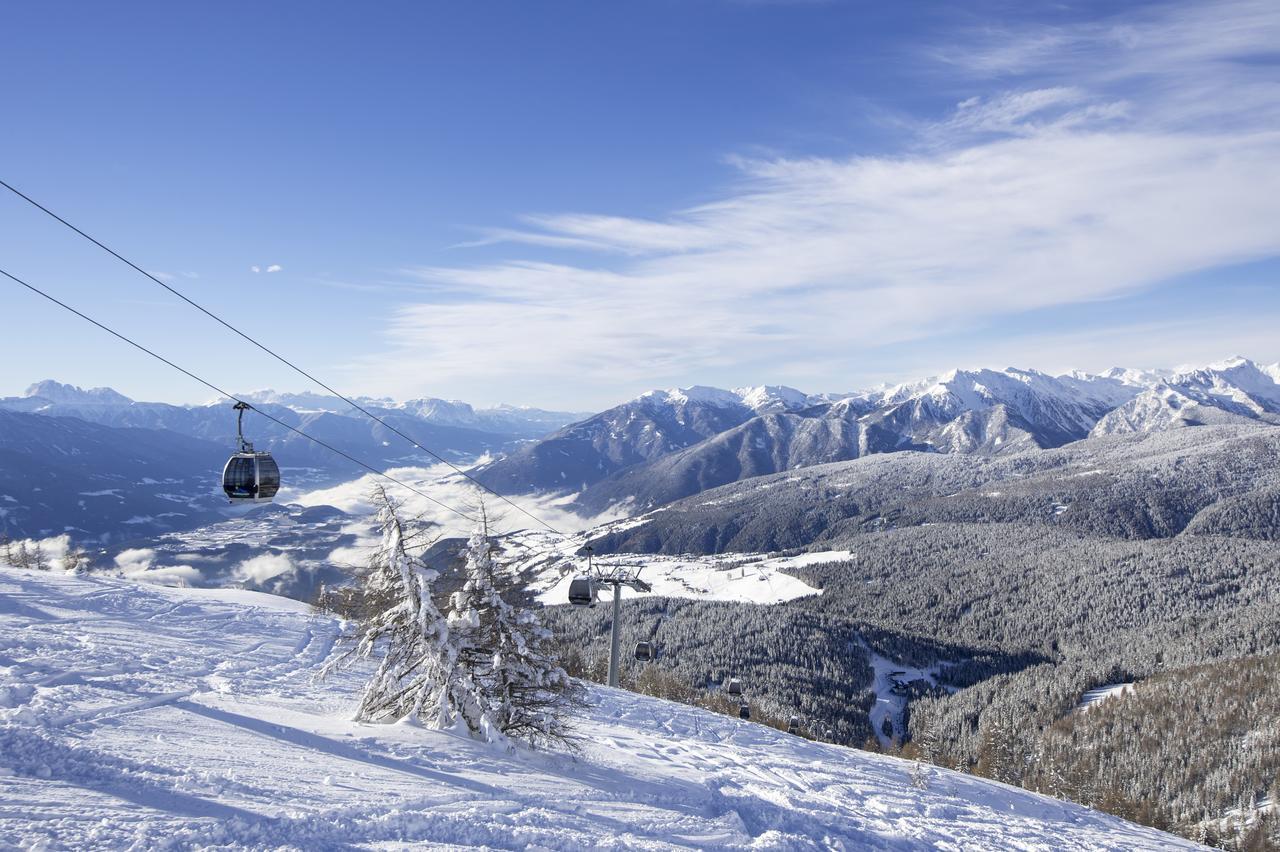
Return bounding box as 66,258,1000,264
2,0,1278,410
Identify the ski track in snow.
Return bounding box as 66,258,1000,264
0,568,1201,850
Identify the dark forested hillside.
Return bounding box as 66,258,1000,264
553,423,1280,849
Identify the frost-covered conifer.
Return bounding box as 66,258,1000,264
448,505,583,748
324,486,462,726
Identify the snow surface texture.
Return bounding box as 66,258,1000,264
0,568,1200,850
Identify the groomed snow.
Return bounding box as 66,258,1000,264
0,568,1199,850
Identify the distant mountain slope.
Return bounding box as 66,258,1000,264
573,368,1140,513
471,385,814,495
1,380,541,482
0,567,1197,850
244,388,587,439
0,409,227,540
498,359,1280,516
588,423,1280,554
1092,357,1280,436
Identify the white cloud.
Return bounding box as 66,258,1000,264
354,0,1280,401
233,552,296,585
113,547,203,587
266,264,283,273
289,463,621,542
250,265,261,274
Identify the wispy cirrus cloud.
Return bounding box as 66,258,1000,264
360,0,1280,404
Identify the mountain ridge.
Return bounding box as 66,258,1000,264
480,357,1280,515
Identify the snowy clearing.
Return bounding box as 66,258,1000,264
1076,683,1135,713
500,530,823,606
0,567,1199,850
863,646,955,749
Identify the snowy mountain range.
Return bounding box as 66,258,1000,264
0,382,583,540
0,381,586,486
6,380,586,442
4,358,1279,539
1091,356,1280,436
239,387,587,438
476,356,1280,514
469,385,819,496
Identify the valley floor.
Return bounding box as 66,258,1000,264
0,568,1200,850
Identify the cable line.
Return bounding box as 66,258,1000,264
0,266,477,525
0,178,564,536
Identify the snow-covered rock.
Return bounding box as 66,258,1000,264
23,379,133,406
0,566,1198,850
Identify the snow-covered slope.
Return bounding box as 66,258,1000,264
1090,385,1260,435
471,386,772,495
0,567,1197,850
496,529,825,606
566,361,1280,513
569,367,1143,514
1091,357,1280,436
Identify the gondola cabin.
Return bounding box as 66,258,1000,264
568,576,597,607
787,715,800,735
738,703,750,720
222,402,280,504
634,641,654,662
727,678,743,697
222,451,281,504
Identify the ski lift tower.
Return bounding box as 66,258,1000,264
569,546,651,687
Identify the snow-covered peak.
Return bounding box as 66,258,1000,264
638,385,816,415
396,396,479,422
872,367,1087,411
1169,356,1280,409
639,385,749,409
240,389,350,412
733,384,812,413
23,380,132,406
1086,367,1172,387
1205,354,1254,371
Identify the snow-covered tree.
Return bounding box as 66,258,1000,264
447,504,583,749
324,486,464,726
61,544,91,574
324,490,581,748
